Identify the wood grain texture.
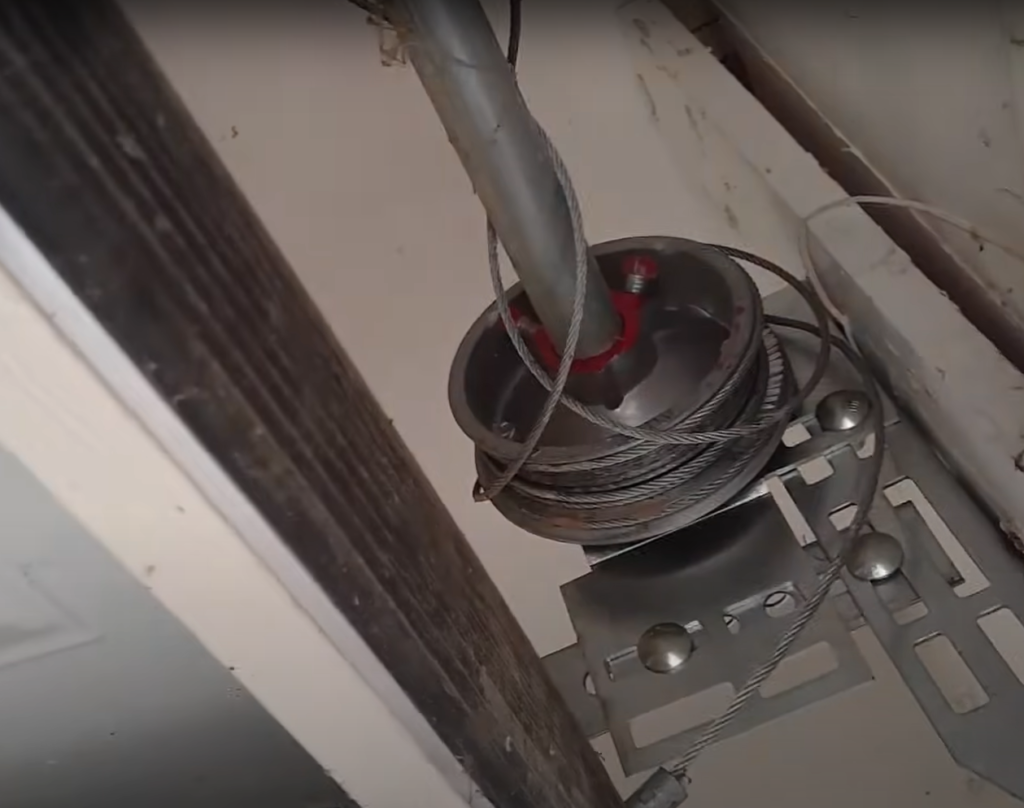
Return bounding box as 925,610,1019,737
0,4,622,808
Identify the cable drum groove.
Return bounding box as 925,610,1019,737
474,319,796,539
442,0,880,787
450,134,831,545
453,226,831,545
435,1,832,545
449,227,832,546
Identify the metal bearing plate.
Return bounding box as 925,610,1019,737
549,496,872,775
790,423,1024,802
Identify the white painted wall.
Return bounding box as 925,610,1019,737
720,0,1024,332
0,447,341,808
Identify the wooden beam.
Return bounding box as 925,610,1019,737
0,4,622,808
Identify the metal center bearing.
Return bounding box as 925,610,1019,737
449,236,794,546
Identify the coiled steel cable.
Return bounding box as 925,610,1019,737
667,319,885,778
473,0,884,789
472,0,830,512
354,0,884,797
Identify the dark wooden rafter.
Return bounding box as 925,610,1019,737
0,4,622,808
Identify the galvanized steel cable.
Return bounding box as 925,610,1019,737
474,2,883,793
353,0,884,800
473,0,586,502
667,320,885,778
476,330,790,532
480,134,878,785
474,0,818,510
476,226,832,530
472,0,830,516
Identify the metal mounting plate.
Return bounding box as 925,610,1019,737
791,422,1024,802
546,412,1024,799
556,496,872,775
543,291,1024,798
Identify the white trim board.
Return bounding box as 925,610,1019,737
0,204,485,808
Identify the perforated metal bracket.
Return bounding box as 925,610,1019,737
790,422,1024,802
547,495,872,776
545,415,1024,794
546,289,1024,794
